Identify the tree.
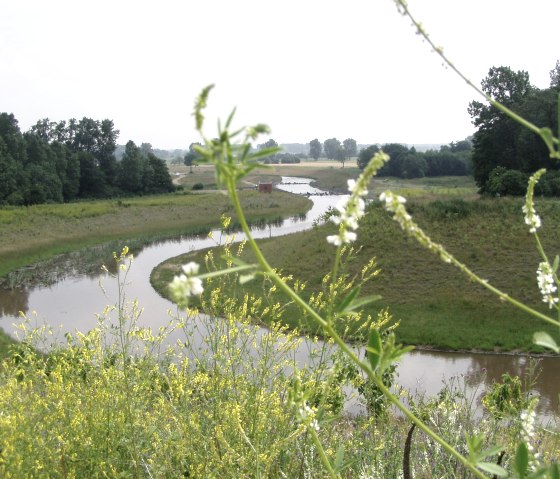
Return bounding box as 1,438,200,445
468,66,533,190
309,138,322,160
357,145,380,170
117,140,144,194
377,143,410,177
258,138,279,163
146,153,174,193
343,138,357,159
184,142,202,173
323,138,341,160
0,137,22,204
549,60,560,90
335,145,347,168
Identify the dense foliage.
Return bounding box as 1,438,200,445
0,114,174,205
357,140,472,177
469,63,560,195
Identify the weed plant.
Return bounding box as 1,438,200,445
1,2,560,478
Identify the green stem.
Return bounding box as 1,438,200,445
394,1,558,150
309,427,338,478
372,374,489,479
446,248,560,328
227,178,489,479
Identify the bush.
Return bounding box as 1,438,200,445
192,182,204,190
485,167,529,196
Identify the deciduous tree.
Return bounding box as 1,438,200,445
323,138,341,160
309,138,322,160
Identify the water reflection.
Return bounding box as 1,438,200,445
0,286,28,317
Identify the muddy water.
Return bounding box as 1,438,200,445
0,177,558,417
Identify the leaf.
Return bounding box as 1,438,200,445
366,329,382,372
533,331,560,353
239,274,256,285
248,147,282,162
514,442,529,478
333,444,345,472
337,286,361,313
548,463,560,479
480,445,504,459
539,127,555,156
343,295,382,314
224,107,237,129
477,462,507,477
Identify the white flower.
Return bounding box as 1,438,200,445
522,204,541,233
379,191,406,206
181,261,200,275
537,262,558,308
327,230,357,246
169,261,204,305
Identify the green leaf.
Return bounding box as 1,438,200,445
194,84,214,131
239,274,256,285
480,445,504,459
539,127,555,155
224,107,237,130
548,463,560,479
527,469,548,479
248,147,282,162
514,442,529,478
478,462,507,477
366,329,382,372
533,331,560,353
333,444,345,472
466,434,484,460
337,286,361,313
343,295,382,314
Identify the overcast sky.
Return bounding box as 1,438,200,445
1,1,558,149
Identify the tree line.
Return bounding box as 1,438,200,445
309,138,357,168
469,62,560,196
0,114,174,205
356,141,472,178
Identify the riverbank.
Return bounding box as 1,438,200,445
0,190,311,280
152,196,560,353
0,189,311,358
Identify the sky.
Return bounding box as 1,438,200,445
1,1,559,150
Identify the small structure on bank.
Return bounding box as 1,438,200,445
258,182,273,193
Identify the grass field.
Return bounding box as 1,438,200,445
0,190,311,279
152,194,560,353
170,162,477,199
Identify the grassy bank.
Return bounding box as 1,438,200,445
0,190,311,279
152,196,560,352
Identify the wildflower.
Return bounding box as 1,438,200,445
523,169,546,233
326,153,387,247
522,204,541,233
297,401,320,432
327,230,357,246
169,262,204,306
536,262,558,309
181,261,200,276
520,406,541,470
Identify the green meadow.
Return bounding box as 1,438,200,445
152,188,559,352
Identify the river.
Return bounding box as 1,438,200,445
0,177,558,418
